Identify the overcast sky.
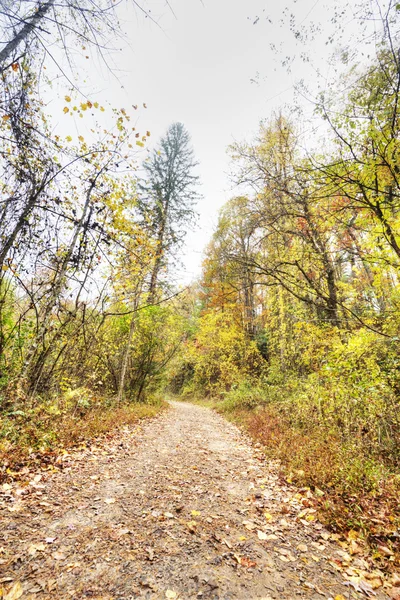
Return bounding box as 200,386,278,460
50,0,376,285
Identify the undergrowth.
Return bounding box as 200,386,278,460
0,391,166,477
212,382,400,573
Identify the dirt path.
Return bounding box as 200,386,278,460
0,402,391,599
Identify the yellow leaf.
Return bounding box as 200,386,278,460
187,520,197,532
93,102,99,108
191,510,201,516
78,135,84,142
264,512,273,522
65,95,71,102
4,581,23,600
66,135,72,142
63,107,69,114
136,140,144,147
80,103,88,111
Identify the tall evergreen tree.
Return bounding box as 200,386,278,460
139,122,200,302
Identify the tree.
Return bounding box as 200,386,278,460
0,0,158,73
231,115,343,327
201,197,260,338
138,122,200,302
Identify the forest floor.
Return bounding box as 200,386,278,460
0,402,397,600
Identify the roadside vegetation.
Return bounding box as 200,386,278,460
0,2,199,472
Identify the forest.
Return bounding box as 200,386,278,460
0,0,399,590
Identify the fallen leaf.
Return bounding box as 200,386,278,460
349,540,362,555
311,554,320,562
28,542,46,555
104,498,116,504
243,520,257,530
264,512,273,522
391,573,400,587
4,582,23,600
239,556,257,568
378,544,394,557
279,555,290,562
187,520,197,533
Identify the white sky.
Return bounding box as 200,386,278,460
48,0,380,285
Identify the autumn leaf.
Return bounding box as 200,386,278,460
65,95,71,102
63,107,69,114
28,542,46,555
263,512,273,522
186,520,197,533
3,581,23,600
242,520,257,530
297,543,308,552
11,63,19,72
234,554,257,568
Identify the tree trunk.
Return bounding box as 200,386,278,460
0,1,55,70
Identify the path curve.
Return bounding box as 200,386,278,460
1,402,389,599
